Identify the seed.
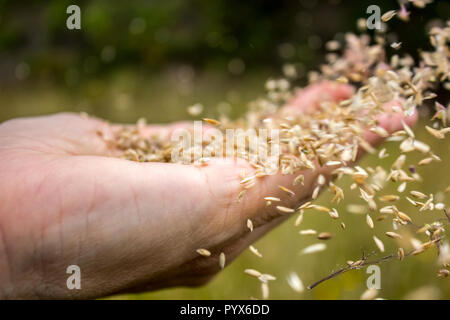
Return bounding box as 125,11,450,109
401,120,415,138
381,10,397,22
390,42,402,50
279,185,295,197
379,195,400,202
312,186,321,200
196,248,211,257
366,214,374,229
187,103,203,116
294,211,304,227
300,229,317,236
301,243,327,255
386,231,402,240
371,126,389,137
249,245,263,258
219,252,226,269
259,273,276,283
261,282,269,300
264,196,281,202
411,190,427,199
202,118,221,126
340,222,346,230
237,190,246,203
293,174,305,186
425,125,445,139
245,269,262,278
373,236,385,252
435,203,445,210
287,272,304,293
397,182,407,193
317,232,333,240
317,174,326,185
418,157,433,166
398,248,405,261
329,208,339,219
412,247,425,255
247,219,254,232
437,269,450,278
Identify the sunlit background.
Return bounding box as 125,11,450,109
1,0,449,299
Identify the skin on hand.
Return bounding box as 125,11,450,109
0,82,417,299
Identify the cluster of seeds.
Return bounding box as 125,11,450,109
110,3,449,299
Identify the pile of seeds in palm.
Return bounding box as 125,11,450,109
110,2,449,299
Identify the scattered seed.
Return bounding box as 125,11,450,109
196,248,211,257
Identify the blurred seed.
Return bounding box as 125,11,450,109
245,269,262,278
196,248,211,257
317,232,333,240
366,214,374,229
301,243,327,255
398,247,405,261
247,219,254,232
219,252,226,269
249,245,263,258
287,272,304,293
381,10,397,22
373,236,385,252
386,231,402,239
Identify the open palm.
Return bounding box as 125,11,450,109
0,82,417,299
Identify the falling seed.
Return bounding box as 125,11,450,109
312,186,321,200
317,174,326,185
397,182,407,193
341,222,346,230
202,118,221,126
237,190,246,203
366,214,374,229
386,231,403,240
418,157,433,166
187,103,203,116
245,269,262,278
247,219,254,232
294,211,304,227
398,248,405,261
196,248,211,257
381,10,397,22
276,206,295,213
264,196,281,202
287,272,304,293
259,273,276,283
373,236,385,252
390,42,402,50
379,195,400,202
411,190,427,199
293,174,305,186
317,232,333,240
279,185,295,196
249,245,263,258
425,125,445,139
401,120,415,138
299,229,317,236
301,243,327,255
329,208,339,219
219,252,226,269
261,283,269,300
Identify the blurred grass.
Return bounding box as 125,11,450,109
1,69,449,300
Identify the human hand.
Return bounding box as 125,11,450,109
0,82,417,299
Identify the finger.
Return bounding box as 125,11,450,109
282,81,355,115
